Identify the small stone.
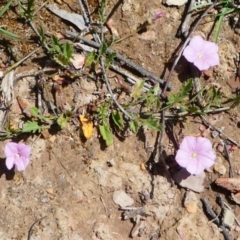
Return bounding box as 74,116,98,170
184,191,198,213
214,163,227,175
165,0,188,6
112,190,134,207
222,208,235,229
231,192,240,205
215,178,240,193
173,169,205,193
46,188,54,195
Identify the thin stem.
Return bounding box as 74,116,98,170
100,58,133,120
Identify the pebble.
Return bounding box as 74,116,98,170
213,163,227,175
173,169,205,193
112,190,134,208
184,191,198,213
165,0,188,6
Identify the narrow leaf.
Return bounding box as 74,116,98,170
99,123,113,146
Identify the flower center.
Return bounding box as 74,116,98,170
15,153,21,158
197,53,204,59
191,152,198,159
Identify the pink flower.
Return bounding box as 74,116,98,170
151,12,163,22
175,136,215,175
183,36,220,71
4,142,31,171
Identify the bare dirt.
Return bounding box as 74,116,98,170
0,0,240,240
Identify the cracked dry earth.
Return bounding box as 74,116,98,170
1,0,240,239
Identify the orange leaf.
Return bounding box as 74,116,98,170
79,115,93,139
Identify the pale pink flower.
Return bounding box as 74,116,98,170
4,142,31,171
183,36,220,71
175,136,215,175
151,12,163,22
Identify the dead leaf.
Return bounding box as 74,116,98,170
215,178,240,193
46,4,86,30
106,19,119,38
16,96,32,118
70,54,85,69
79,115,93,139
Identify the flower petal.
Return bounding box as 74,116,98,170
193,58,210,70
183,46,198,63
186,159,205,175
4,142,18,157
202,41,219,55
195,137,212,151
15,156,29,171
18,144,31,158
5,156,15,170
175,149,192,167
204,54,220,67
179,136,197,152
188,36,205,52
197,154,215,168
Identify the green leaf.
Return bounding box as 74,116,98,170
30,106,40,117
99,123,113,146
0,0,12,18
57,114,70,129
22,121,42,133
141,118,161,131
99,42,108,56
0,28,24,41
131,79,145,99
111,110,124,129
167,78,193,106
85,51,96,66
105,52,116,68
129,120,139,133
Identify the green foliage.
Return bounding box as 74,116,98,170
20,0,36,21
129,120,139,133
167,79,193,106
57,111,73,129
98,0,107,24
22,121,43,133
49,36,74,66
111,110,124,129
105,52,116,68
0,0,23,41
141,117,161,131
202,85,225,108
85,51,97,66
99,123,113,146
97,102,114,146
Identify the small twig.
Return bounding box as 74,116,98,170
28,21,50,51
201,115,240,148
64,30,168,87
223,142,234,177
2,48,41,77
161,2,217,97
77,0,101,43
110,64,152,91
180,0,196,38
100,196,109,216
219,197,240,226
100,57,133,120
78,0,90,25
201,198,233,240
27,216,47,240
